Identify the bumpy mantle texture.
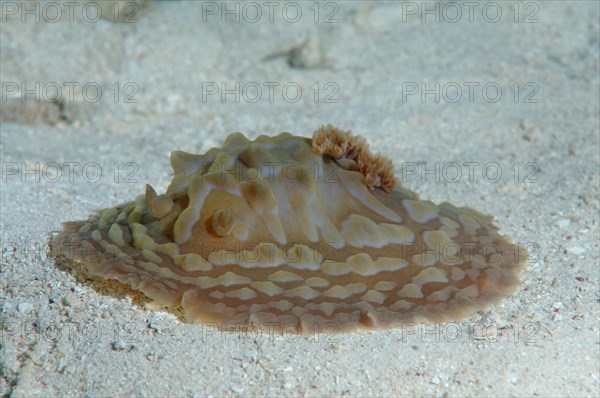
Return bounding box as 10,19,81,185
51,125,527,334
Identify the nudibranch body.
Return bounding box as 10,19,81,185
51,125,527,333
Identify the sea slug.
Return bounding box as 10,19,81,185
51,124,527,334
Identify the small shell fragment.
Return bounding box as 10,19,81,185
50,124,527,334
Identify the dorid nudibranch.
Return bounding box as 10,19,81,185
51,124,527,334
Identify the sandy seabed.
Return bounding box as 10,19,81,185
1,1,599,397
